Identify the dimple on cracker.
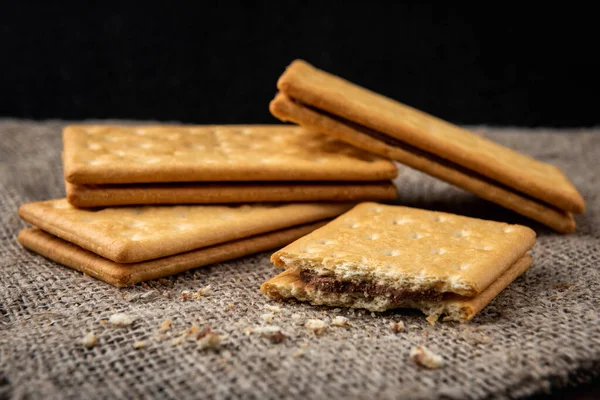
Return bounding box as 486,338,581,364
63,124,397,184
18,221,327,288
261,202,536,322
270,60,584,232
18,199,353,263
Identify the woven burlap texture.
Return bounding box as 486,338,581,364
1,120,598,400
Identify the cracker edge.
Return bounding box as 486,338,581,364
260,254,532,322
65,181,397,208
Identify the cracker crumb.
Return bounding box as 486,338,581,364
293,349,303,358
553,283,572,290
390,321,405,333
409,346,444,369
196,286,212,297
181,287,211,301
99,319,108,325
332,316,349,327
82,332,97,348
197,332,222,350
264,304,282,313
244,326,285,343
171,337,182,346
299,342,309,348
158,318,172,333
261,313,275,323
426,314,439,325
227,303,235,311
371,312,376,318
305,319,328,335
134,341,146,349
109,313,136,327
180,290,193,301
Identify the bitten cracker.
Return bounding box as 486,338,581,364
270,60,585,231
18,199,353,263
63,125,397,184
261,202,536,321
18,221,327,287
65,181,397,208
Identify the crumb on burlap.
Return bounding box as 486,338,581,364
227,303,235,311
264,304,282,313
426,314,439,326
197,328,222,350
82,332,97,348
171,337,183,346
409,346,444,369
134,341,146,349
109,313,136,327
158,318,172,333
243,326,286,343
181,286,212,301
305,319,328,335
332,316,349,327
293,349,303,358
390,321,405,333
299,342,309,348
261,313,275,323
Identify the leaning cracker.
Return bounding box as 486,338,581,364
274,60,584,213
269,202,536,298
18,199,353,263
63,125,397,184
65,181,396,208
261,255,531,322
271,92,575,233
18,222,327,287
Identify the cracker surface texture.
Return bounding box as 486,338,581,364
63,124,397,184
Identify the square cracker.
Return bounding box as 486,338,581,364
271,60,585,214
65,181,397,208
19,222,327,287
270,92,575,233
261,254,532,322
63,124,397,184
270,202,536,297
18,199,353,263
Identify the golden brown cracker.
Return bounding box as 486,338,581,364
270,202,536,297
270,92,576,233
18,199,353,263
273,60,584,214
18,222,327,287
63,124,397,184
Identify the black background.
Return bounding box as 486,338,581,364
1,2,598,126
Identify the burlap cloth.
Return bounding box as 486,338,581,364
0,119,598,400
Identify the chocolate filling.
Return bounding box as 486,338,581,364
299,270,443,303
297,100,565,214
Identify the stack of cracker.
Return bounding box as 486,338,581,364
62,125,397,207
18,124,398,286
270,60,585,233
